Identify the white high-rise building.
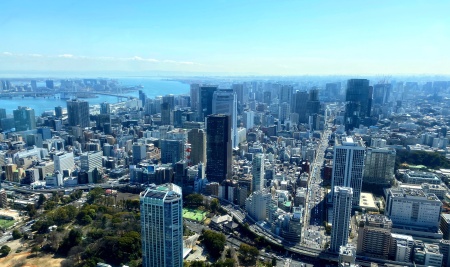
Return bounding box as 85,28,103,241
245,189,271,222
243,110,254,129
252,153,265,192
140,183,183,267
80,151,102,172
330,186,353,252
331,136,365,206
212,89,238,148
385,187,442,229
53,152,74,173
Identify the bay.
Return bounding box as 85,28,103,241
0,78,189,115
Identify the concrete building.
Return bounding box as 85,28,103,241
53,152,75,173
0,189,7,208
439,239,450,267
80,151,102,172
385,188,442,229
140,183,183,267
331,187,353,252
363,147,396,186
132,143,147,165
251,153,265,193
339,244,357,267
188,129,206,166
356,214,392,259
331,136,365,206
245,189,271,222
441,213,450,240
390,233,414,262
403,170,441,185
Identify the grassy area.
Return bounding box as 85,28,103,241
183,208,208,222
0,219,14,229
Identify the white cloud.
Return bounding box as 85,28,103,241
58,54,74,58
2,52,13,56
29,53,43,57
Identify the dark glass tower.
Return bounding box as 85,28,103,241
67,99,90,128
344,79,372,131
198,86,217,122
206,114,232,183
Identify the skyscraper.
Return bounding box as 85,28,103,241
330,186,353,252
344,79,372,131
100,102,111,114
293,91,309,124
198,85,217,122
13,106,36,131
252,153,265,192
212,89,238,148
67,99,90,128
190,84,199,115
363,147,396,186
188,128,206,166
206,114,232,183
161,94,175,125
140,183,183,267
160,139,184,166
331,136,365,206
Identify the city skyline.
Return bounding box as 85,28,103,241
1,1,450,76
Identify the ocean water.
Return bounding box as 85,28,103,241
0,78,189,115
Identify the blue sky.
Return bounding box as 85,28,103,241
0,0,449,76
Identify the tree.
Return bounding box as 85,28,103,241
238,243,259,265
86,187,104,204
37,194,46,208
12,229,22,240
26,204,37,218
185,193,204,208
201,230,226,259
0,245,11,257
210,198,220,213
31,245,40,256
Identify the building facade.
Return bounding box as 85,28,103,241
140,183,183,267
206,114,232,183
331,136,365,206
330,186,353,252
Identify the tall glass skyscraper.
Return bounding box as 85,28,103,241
140,183,183,267
206,114,232,183
13,106,36,131
330,186,353,252
344,79,372,131
67,99,90,128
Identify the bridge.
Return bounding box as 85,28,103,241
0,91,136,101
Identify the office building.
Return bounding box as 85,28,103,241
132,143,147,165
188,129,206,166
403,170,441,185
80,151,102,172
331,136,365,206
212,89,238,148
190,84,199,115
331,186,353,252
344,79,372,131
53,152,74,173
363,147,396,185
100,102,111,114
293,91,309,124
160,139,184,166
198,85,218,122
356,214,392,259
385,188,442,229
252,153,265,192
67,99,90,128
413,243,443,267
140,183,183,267
206,114,232,183
372,83,391,105
441,214,450,240
161,94,175,125
439,239,450,267
13,106,36,131
245,189,271,222
390,233,414,262
339,244,357,266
